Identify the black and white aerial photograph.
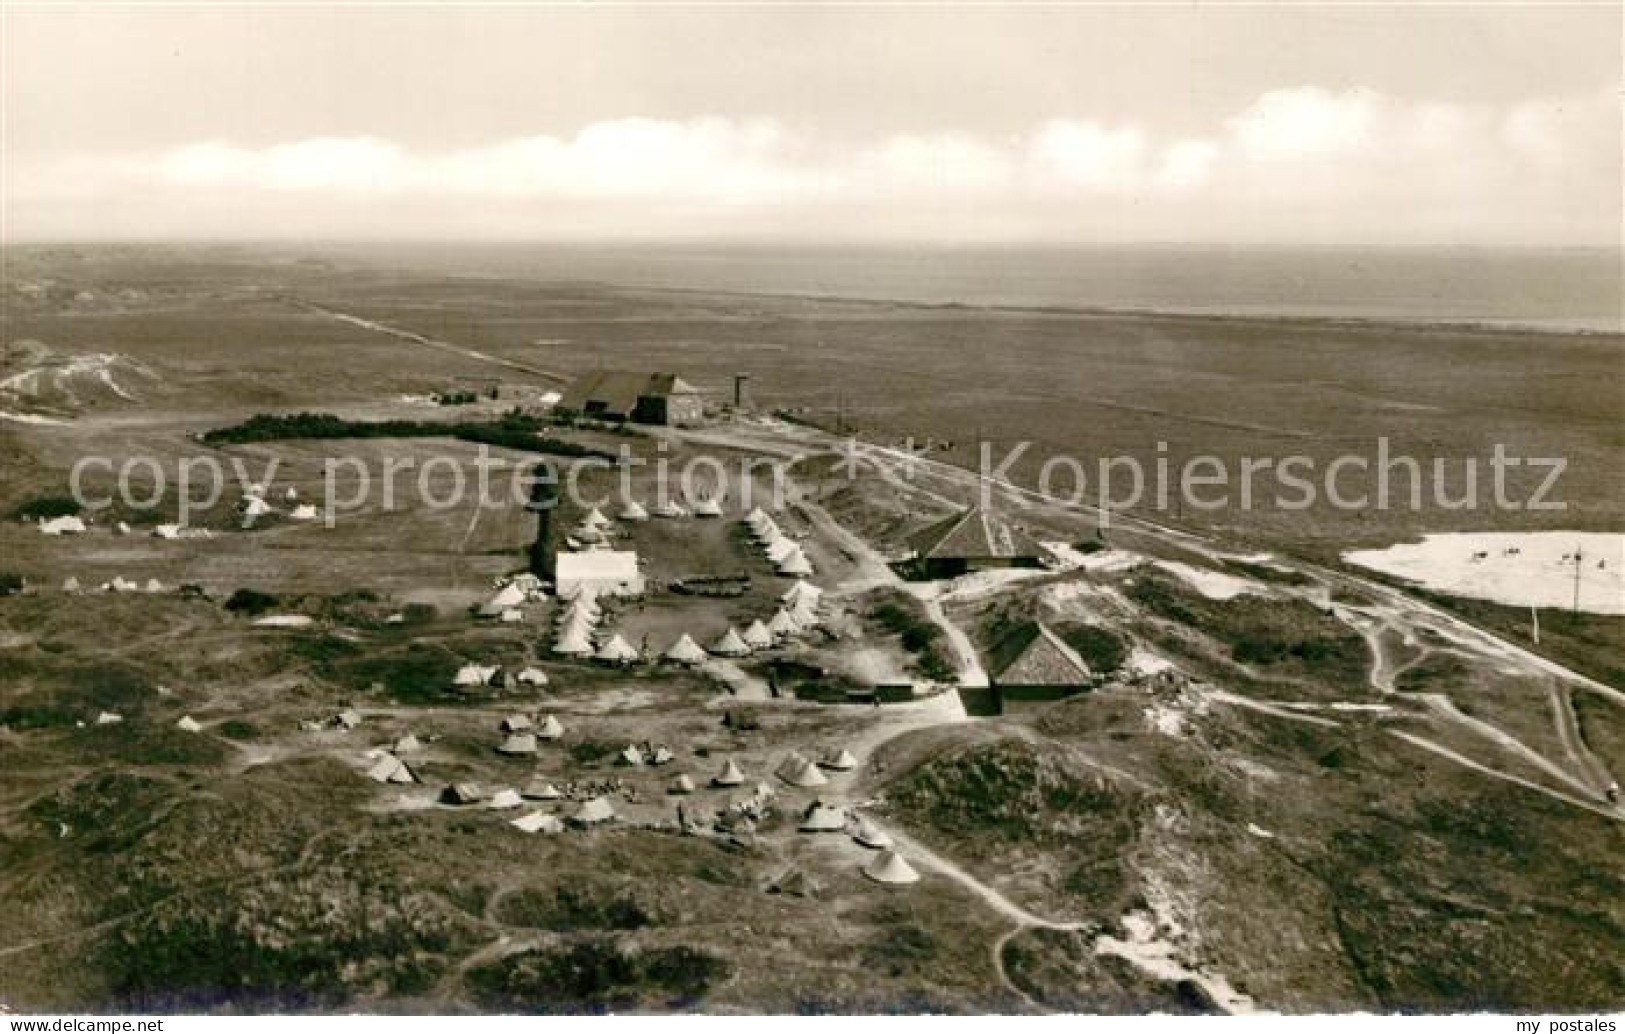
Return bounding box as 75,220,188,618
1,0,1621,1021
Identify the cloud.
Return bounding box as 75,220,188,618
8,85,1617,244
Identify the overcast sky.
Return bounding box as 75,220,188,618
4,4,1619,245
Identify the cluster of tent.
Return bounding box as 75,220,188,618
496,712,566,755
566,506,616,551
676,581,825,669
745,508,814,578
37,515,87,535
78,575,169,594
551,588,644,664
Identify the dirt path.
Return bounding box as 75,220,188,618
298,301,571,385
1389,730,1622,821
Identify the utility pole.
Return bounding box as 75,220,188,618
1530,604,1540,645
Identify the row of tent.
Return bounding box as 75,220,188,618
452,664,549,690
495,714,567,755
61,575,170,594
745,508,815,578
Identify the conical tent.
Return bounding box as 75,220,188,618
176,716,202,733
664,633,706,665
582,507,611,529
537,715,565,739
781,581,823,606
522,778,564,800
62,576,81,593
668,773,696,794
502,714,534,732
618,500,650,521
741,619,774,650
781,759,829,788
822,748,859,772
516,667,549,686
480,583,526,615
617,744,646,767
144,578,165,593
853,817,894,849
863,850,921,885
454,664,496,687
393,734,423,753
595,633,639,664
367,755,412,784
709,627,750,657
712,759,746,786
443,782,486,805
552,627,593,656
777,552,814,577
798,803,846,832
767,609,802,637
650,745,674,765
573,796,617,824
511,811,565,834
487,788,524,810
765,537,800,563
692,496,723,518
769,868,821,898
774,752,808,781
497,733,538,756
290,504,319,521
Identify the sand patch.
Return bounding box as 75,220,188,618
1345,531,1625,615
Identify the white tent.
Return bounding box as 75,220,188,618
777,552,814,578
692,496,723,518
153,523,183,540
241,497,272,518
522,778,564,800
709,627,750,658
393,734,423,753
487,788,524,810
516,667,549,687
555,551,645,598
106,576,140,593
558,613,596,644
618,500,650,521
537,715,566,740
767,609,802,638
558,596,601,622
500,609,524,623
582,506,612,529
116,521,132,535
864,850,921,885
798,803,847,833
618,744,646,767
480,583,527,617
741,620,774,650
781,582,823,607
552,627,594,657
664,633,707,665
781,758,829,788
337,709,363,729
289,504,319,521
573,796,617,824
712,759,746,786
853,817,894,849
652,500,687,519
497,733,538,756
650,745,675,765
765,537,800,563
96,711,123,725
510,811,565,834
61,576,82,593
744,507,770,526
774,752,808,781
668,773,696,794
822,748,859,772
38,515,87,535
176,715,203,733
284,486,299,502
454,664,499,688
367,755,415,784
595,633,639,664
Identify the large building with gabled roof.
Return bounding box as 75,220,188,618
556,369,704,426
985,619,1096,712
896,505,1043,580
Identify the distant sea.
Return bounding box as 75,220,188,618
319,242,1623,334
